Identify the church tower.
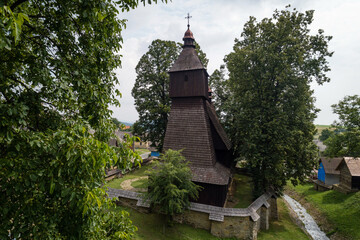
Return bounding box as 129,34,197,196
163,18,232,207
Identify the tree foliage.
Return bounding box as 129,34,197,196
324,95,360,157
144,150,201,220
319,128,334,142
212,6,333,196
132,39,208,151
0,0,165,238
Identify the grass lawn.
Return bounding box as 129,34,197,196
114,205,234,240
131,178,148,189
108,167,308,239
286,183,360,239
108,162,309,239
229,174,253,208
258,198,309,240
105,161,155,189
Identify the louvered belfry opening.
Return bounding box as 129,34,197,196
163,26,232,207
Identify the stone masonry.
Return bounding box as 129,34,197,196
107,188,278,240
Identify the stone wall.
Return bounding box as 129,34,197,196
174,209,211,230
107,188,278,240
211,216,256,240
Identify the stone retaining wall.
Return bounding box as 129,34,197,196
107,188,277,240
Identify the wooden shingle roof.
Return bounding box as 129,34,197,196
336,157,360,176
163,97,231,185
168,47,206,73
320,157,342,175
191,162,231,185
206,101,231,150
164,97,217,167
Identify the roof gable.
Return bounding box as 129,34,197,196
336,157,360,176
320,157,342,175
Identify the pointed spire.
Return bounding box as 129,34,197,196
183,13,195,48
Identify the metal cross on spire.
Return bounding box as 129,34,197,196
185,13,192,29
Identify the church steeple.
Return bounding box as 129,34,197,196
168,18,208,99
164,16,232,207
183,13,195,48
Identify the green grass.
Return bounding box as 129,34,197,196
108,163,308,239
105,161,155,189
233,174,253,208
258,198,309,240
114,206,233,240
131,178,148,189
287,183,360,239
316,125,331,128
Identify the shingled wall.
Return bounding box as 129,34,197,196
163,97,217,167
107,188,278,240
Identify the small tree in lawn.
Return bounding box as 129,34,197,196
144,149,201,225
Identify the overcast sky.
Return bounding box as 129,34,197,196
110,0,360,125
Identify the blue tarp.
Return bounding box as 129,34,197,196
318,162,325,183
151,151,160,157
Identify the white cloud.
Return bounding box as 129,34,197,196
111,0,360,125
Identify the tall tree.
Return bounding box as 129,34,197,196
324,95,360,157
219,6,333,196
209,65,230,125
132,39,208,151
0,0,165,239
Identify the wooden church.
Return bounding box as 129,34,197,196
163,23,232,207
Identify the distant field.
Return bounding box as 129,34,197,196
314,125,334,139
316,124,331,128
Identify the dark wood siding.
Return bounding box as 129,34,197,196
215,150,233,168
339,163,352,189
169,70,208,99
191,182,229,207
352,176,360,189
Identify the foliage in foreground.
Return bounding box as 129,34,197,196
0,0,165,238
287,183,360,239
132,39,208,152
324,95,360,157
210,6,333,197
144,150,201,220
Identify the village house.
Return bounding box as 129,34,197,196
108,129,134,149
314,157,342,191
335,157,360,192
317,157,342,185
